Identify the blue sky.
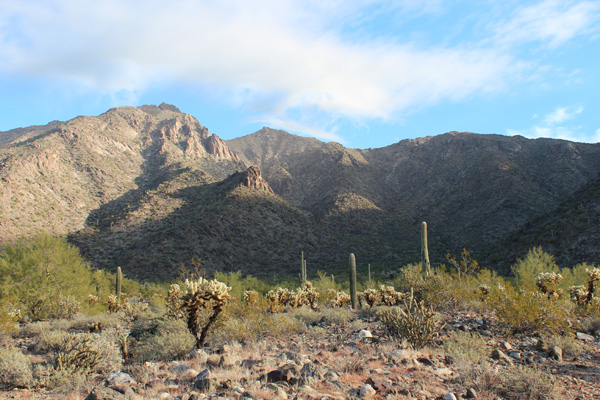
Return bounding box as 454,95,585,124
0,0,599,149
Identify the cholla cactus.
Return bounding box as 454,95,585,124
243,290,259,305
107,295,119,313
182,277,231,348
88,294,99,305
569,285,587,306
298,281,319,310
535,272,563,299
331,290,351,307
166,284,184,318
380,285,404,306
378,288,440,348
361,288,381,307
587,267,600,281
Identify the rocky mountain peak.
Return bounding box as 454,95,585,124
236,166,274,193
203,134,239,161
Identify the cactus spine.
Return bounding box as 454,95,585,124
349,253,358,309
116,267,122,302
421,222,431,277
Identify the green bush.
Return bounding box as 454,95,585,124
129,318,195,362
0,346,33,389
512,247,559,289
0,234,108,319
491,284,573,334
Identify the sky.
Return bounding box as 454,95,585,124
0,0,599,149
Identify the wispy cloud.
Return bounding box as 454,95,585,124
544,105,584,124
507,105,595,142
492,0,600,48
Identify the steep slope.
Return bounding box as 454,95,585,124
0,103,244,241
69,166,322,280
490,172,600,270
228,130,600,267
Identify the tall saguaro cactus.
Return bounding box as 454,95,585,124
421,222,431,277
301,251,307,283
349,253,358,309
116,267,123,302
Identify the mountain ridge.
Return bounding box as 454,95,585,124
2,104,599,279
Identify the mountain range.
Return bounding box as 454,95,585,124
1,103,599,280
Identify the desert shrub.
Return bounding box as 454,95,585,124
512,247,559,289
216,310,306,344
498,365,556,400
0,234,108,320
444,331,488,364
129,318,195,362
0,346,33,389
311,271,340,301
0,299,20,335
445,248,481,280
319,307,353,325
560,262,593,290
378,289,441,348
45,293,81,320
54,332,122,374
491,284,573,334
32,362,88,391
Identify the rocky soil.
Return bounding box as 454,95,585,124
2,309,599,400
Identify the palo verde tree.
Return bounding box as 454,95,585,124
0,233,101,319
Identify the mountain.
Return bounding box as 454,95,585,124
2,104,600,280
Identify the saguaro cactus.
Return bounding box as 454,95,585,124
368,263,372,288
301,251,307,283
349,253,358,309
421,222,431,277
116,267,122,302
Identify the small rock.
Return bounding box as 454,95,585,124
549,346,563,362
358,329,373,338
501,342,513,351
195,368,211,381
417,357,434,366
105,372,136,386
465,388,478,399
576,332,595,342
508,351,522,360
360,383,376,398
491,349,513,364
388,349,411,363
443,394,457,400
84,387,128,400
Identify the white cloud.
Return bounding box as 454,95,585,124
508,105,595,142
493,0,600,48
544,106,583,124
0,0,597,141
0,0,515,135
